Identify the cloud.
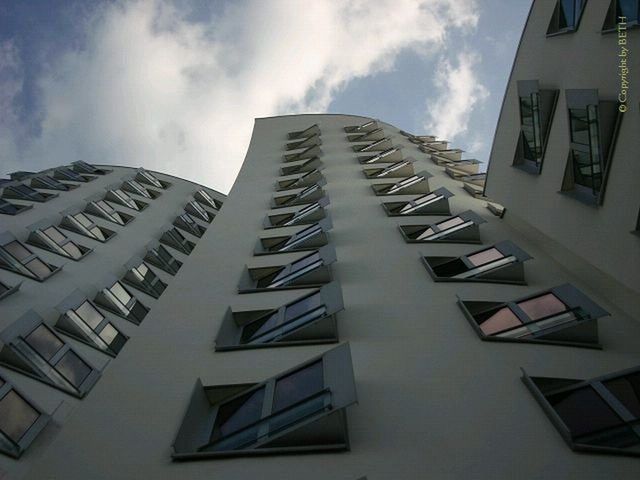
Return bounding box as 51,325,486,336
422,50,489,145
0,0,479,193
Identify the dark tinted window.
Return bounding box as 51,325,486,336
604,373,640,417
211,387,265,442
26,325,64,361
4,241,31,261
273,361,323,412
0,390,40,443
56,351,91,387
285,292,323,322
75,301,104,329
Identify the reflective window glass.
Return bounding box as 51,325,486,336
44,227,67,245
4,241,31,261
604,373,640,418
26,325,64,361
25,258,52,279
211,388,265,442
518,293,567,320
273,361,323,412
0,391,40,443
548,387,622,437
479,307,522,335
75,301,104,329
55,351,91,388
110,282,132,305
467,248,504,267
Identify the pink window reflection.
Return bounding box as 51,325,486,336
518,293,566,320
467,247,503,267
479,307,522,335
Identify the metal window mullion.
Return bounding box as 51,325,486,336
592,381,638,424
260,380,276,439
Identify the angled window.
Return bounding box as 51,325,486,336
160,227,196,255
53,167,96,183
0,280,21,301
561,89,622,205
71,160,111,175
238,246,336,293
444,160,482,179
0,374,51,458
382,187,453,217
145,243,183,275
136,168,170,189
400,131,437,145
174,213,206,238
280,156,322,176
422,240,532,284
105,189,148,211
194,189,222,210
1,184,57,203
288,123,321,140
363,160,414,179
27,226,92,260
0,198,31,216
358,146,403,164
419,141,452,154
122,261,167,299
344,118,378,133
0,311,100,398
372,171,432,196
85,200,134,226
285,134,322,151
283,145,323,163
216,282,343,350
271,181,326,209
522,365,640,456
276,169,324,192
347,128,386,143
513,80,559,174
603,0,640,30
172,342,356,460
59,212,116,242
94,280,149,325
0,234,61,281
185,200,213,223
121,179,161,199
399,210,486,244
547,0,587,36
255,219,331,255
264,197,330,229
56,292,127,357
459,284,609,348
352,137,392,153
30,175,77,191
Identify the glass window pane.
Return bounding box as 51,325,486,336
618,0,639,19
89,227,106,241
43,227,67,245
75,301,104,330
0,390,40,443
74,214,93,228
547,387,623,438
25,258,52,279
467,248,504,267
437,217,465,231
273,361,324,412
517,293,567,320
4,241,32,261
604,373,640,418
285,292,323,322
62,242,83,259
569,108,589,145
211,387,265,442
98,323,119,345
55,351,91,388
109,282,132,305
242,312,279,342
26,325,64,361
478,307,522,336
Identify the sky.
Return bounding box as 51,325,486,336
0,0,531,194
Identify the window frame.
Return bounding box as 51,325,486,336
398,210,486,244
382,187,453,217
160,227,196,255
121,179,161,199
255,218,331,255
59,211,117,243
144,243,183,275
271,180,326,209
53,167,96,183
371,171,432,196
85,200,134,226
122,260,167,299
264,197,331,229
546,0,588,37
1,184,58,203
27,225,92,261
0,233,61,282
105,189,148,211
94,279,149,325
602,0,640,32
174,212,207,238
136,168,170,189
0,198,32,216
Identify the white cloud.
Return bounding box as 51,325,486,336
0,0,479,193
422,50,489,144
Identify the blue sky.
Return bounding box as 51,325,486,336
0,0,531,193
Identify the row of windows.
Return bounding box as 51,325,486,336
399,127,639,457
546,0,639,36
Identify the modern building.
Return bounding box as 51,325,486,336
0,1,639,479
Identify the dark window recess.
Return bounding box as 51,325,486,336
57,298,127,357
105,189,148,211
0,374,51,458
160,228,195,255
122,262,167,299
0,236,61,281
264,197,330,229
53,167,96,183
94,281,149,325
121,180,161,199
382,187,453,217
0,312,100,398
344,119,378,133
352,137,392,153
399,210,486,244
561,90,622,206
285,134,322,151
30,175,76,191
603,0,639,31
185,200,212,223
216,282,343,350
238,246,336,293
85,200,134,226
0,198,32,216
271,181,326,208
145,244,182,275
422,240,532,284
276,169,324,191
522,365,640,456
1,184,57,203
371,171,432,196
27,226,92,261
280,156,323,176
459,283,609,348
357,146,403,164
59,212,116,243
282,144,323,163
547,0,587,36
513,80,559,174
288,123,321,140
173,213,206,238
364,160,414,179
194,189,222,210
136,168,170,189
172,342,356,460
71,161,111,175
255,219,331,255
